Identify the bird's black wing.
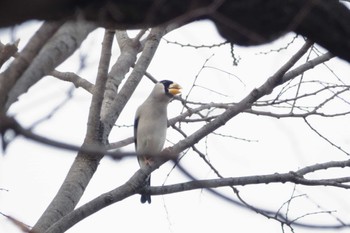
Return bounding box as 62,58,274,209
134,116,139,149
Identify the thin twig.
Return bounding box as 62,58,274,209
304,117,350,156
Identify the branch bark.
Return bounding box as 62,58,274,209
37,38,315,233
0,40,18,68
0,0,349,62
31,26,166,233
50,70,94,94
4,21,96,110
30,29,114,233
0,21,63,108
171,40,314,155
100,27,166,135
100,30,141,121
44,156,350,232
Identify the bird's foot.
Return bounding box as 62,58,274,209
143,156,154,166
162,147,177,160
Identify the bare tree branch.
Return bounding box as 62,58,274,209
44,156,350,233
150,160,350,195
0,1,349,62
100,30,141,121
170,40,314,156
30,29,113,233
1,5,347,231
304,118,350,156
100,27,166,135
50,70,94,94
0,112,135,159
0,39,19,68
85,29,114,142
0,211,31,233
282,52,334,84
0,21,63,108
5,21,96,110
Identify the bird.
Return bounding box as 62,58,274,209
134,80,182,204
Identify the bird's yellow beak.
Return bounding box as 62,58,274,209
168,83,182,95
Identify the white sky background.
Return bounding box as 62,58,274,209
0,19,350,233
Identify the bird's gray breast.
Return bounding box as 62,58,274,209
136,104,168,156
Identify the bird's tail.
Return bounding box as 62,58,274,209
140,175,151,204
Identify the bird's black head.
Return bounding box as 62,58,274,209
160,80,173,96
160,80,174,93
158,80,182,98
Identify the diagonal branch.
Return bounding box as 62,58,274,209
0,112,136,158
150,161,350,195
43,40,317,233
50,70,94,93
100,27,166,136
45,164,153,233
0,40,19,68
45,157,350,232
85,29,114,142
100,30,141,122
4,21,96,110
30,29,113,233
171,40,314,155
0,21,63,108
303,118,350,156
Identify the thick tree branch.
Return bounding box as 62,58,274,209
0,41,95,95
0,40,19,68
100,30,141,122
0,1,349,62
30,29,113,233
45,165,153,233
100,27,166,135
45,157,350,233
5,21,96,110
39,40,326,233
0,112,135,158
149,160,350,195
85,29,114,142
0,21,63,108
